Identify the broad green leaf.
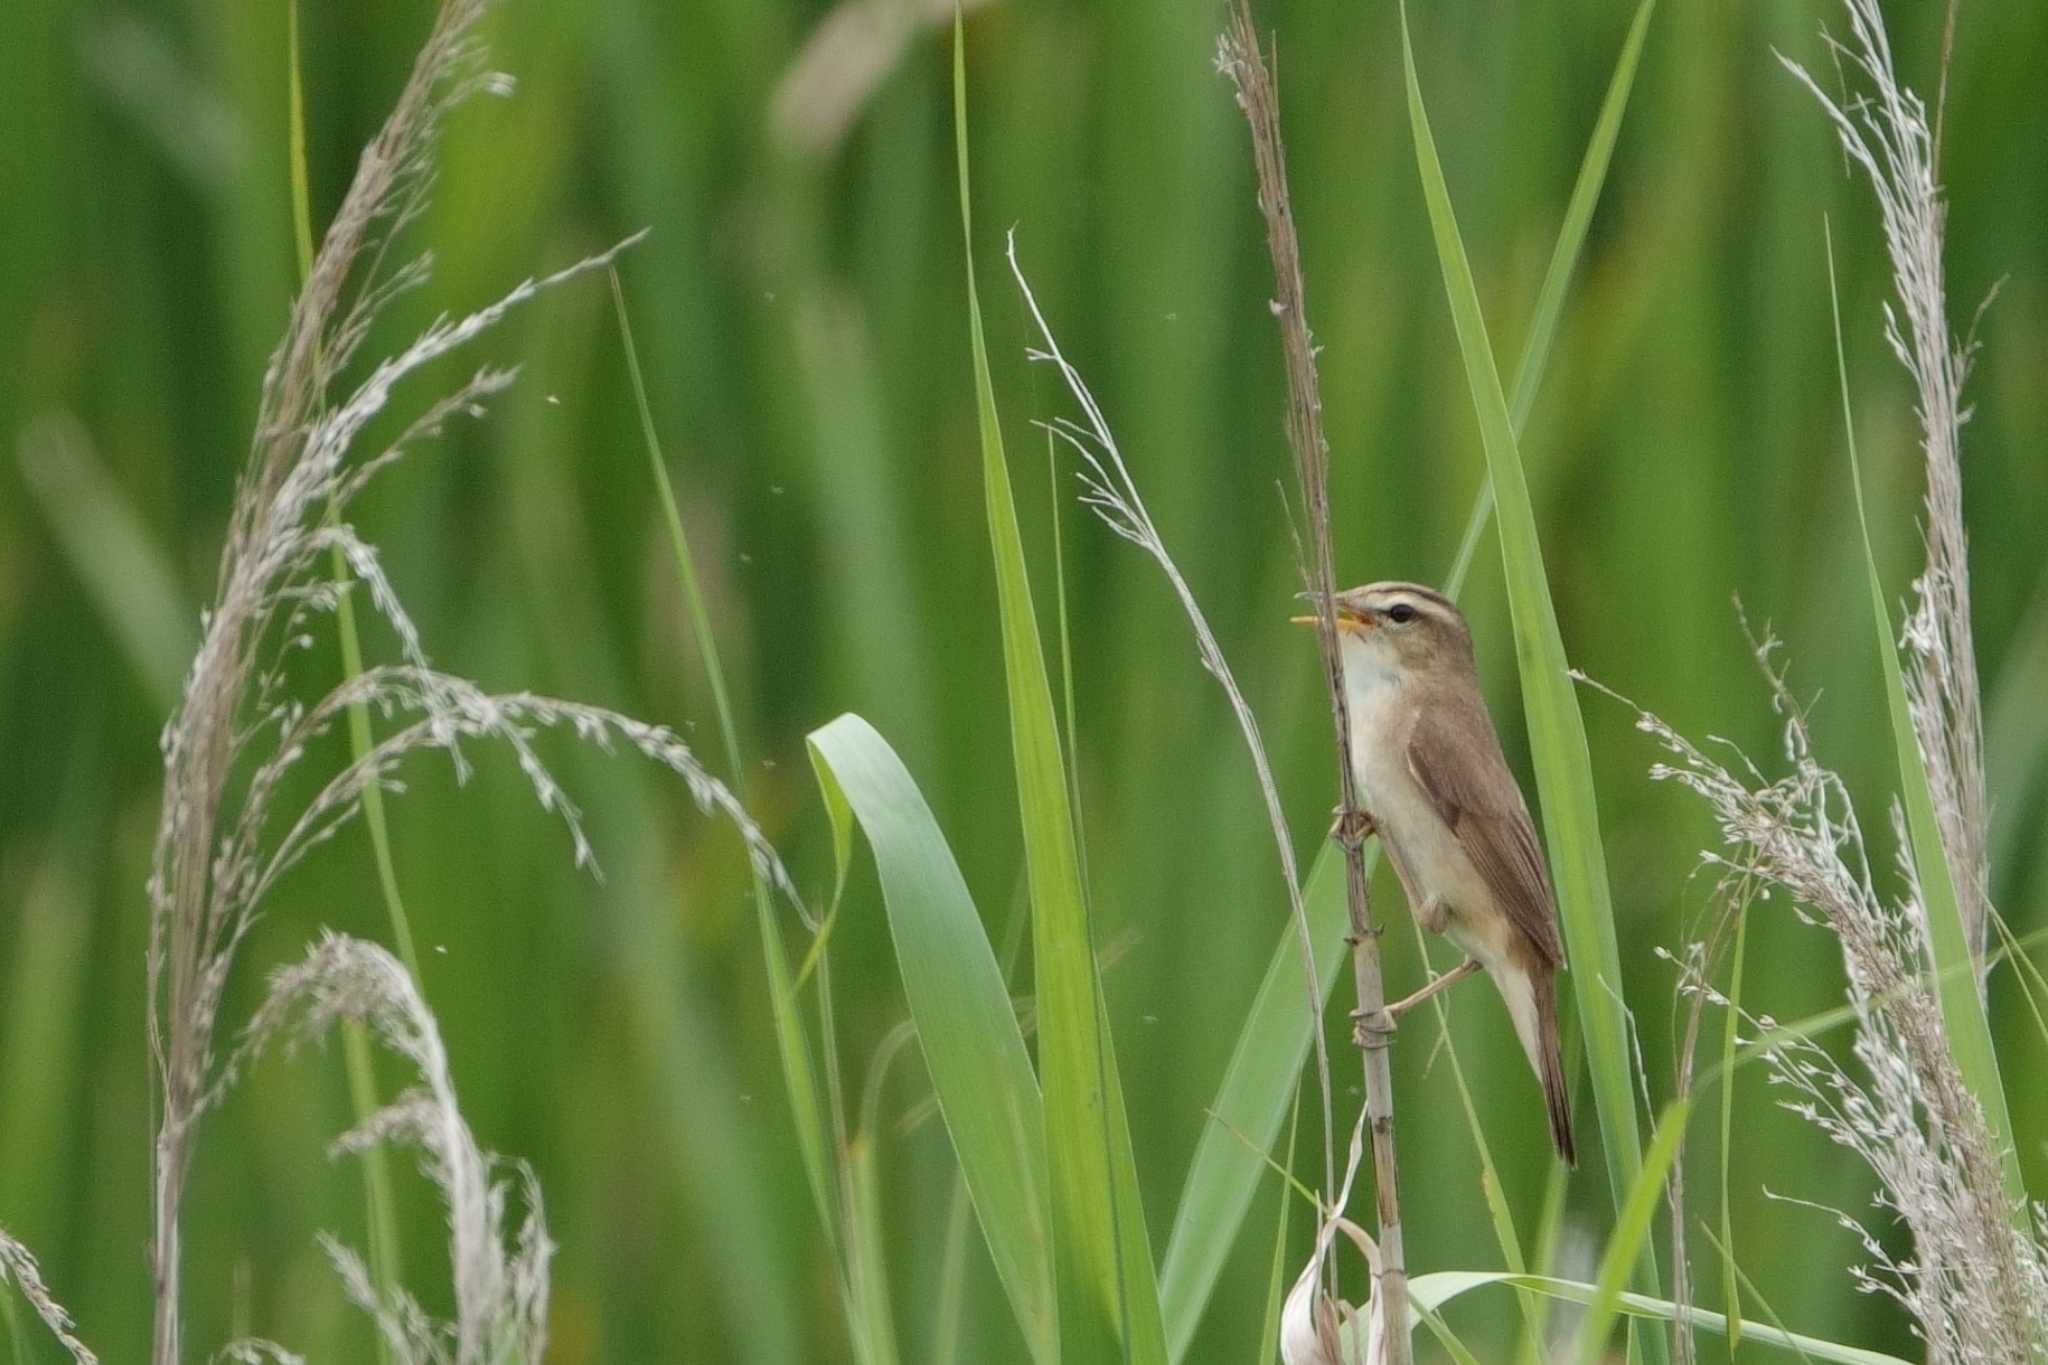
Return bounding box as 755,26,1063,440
1404,1272,1913,1365
807,714,1056,1360
1160,6,1657,1346
1827,228,2026,1213
1400,13,1666,1360
954,13,1169,1365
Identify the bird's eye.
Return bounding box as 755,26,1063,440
1386,603,1418,624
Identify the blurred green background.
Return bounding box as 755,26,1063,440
2,0,2044,1360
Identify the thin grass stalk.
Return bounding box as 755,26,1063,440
145,0,722,1352
608,271,868,1355
1157,6,1655,1338
1005,237,1337,1251
1216,6,1410,1358
953,14,1166,1360
286,15,414,1341
1256,1093,1305,1360
150,7,503,1354
1715,900,1750,1350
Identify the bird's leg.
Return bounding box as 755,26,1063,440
1417,892,1450,936
1328,803,1375,849
1382,957,1483,1023
1350,958,1484,1042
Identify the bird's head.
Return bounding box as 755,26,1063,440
1291,580,1473,679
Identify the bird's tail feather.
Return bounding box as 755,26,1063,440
1503,961,1576,1167
1533,975,1576,1167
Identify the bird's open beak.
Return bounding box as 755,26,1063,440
1289,600,1371,633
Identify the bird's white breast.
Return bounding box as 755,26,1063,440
1341,646,1515,972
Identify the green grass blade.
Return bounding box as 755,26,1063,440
1158,10,1656,1347
932,1170,976,1363
1446,0,1656,590
1399,15,1665,1358
1253,1091,1302,1364
1698,1223,1816,1365
286,0,314,282
1420,1310,1487,1365
1718,906,1748,1349
1160,847,1348,1360
1826,226,2026,1212
1699,920,2048,1090
1048,430,1089,889
1409,1269,1912,1365
807,715,1055,1360
0,1289,25,1365
287,22,410,1348
17,418,194,711
1571,1099,1688,1365
954,14,1166,1364
1423,954,1548,1360
1518,1151,1572,1365
1507,0,1654,435
845,1133,904,1365
610,270,840,1246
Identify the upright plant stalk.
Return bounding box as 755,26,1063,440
286,7,414,1344
1217,7,1411,1361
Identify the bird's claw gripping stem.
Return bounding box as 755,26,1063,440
1329,804,1375,849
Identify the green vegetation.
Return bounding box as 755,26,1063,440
1,0,2044,1361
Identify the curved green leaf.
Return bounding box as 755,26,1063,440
1400,14,1666,1361
1404,1273,1912,1365
954,12,1168,1364
806,713,1056,1361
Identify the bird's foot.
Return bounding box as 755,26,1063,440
1328,804,1375,849
1350,1004,1395,1051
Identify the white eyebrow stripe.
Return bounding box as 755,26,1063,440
1372,590,1456,619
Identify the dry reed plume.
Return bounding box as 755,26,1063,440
1606,631,2046,1361
1780,0,1993,971
1597,4,2035,1359
133,0,796,1360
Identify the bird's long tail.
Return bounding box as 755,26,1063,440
1503,957,1577,1167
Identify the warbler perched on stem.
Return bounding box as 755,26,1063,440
1297,581,1575,1164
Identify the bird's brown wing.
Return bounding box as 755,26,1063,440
1405,701,1565,967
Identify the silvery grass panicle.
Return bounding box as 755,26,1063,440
226,934,552,1365
1593,632,2048,1363
144,0,797,1360
0,1227,96,1364
1780,0,1992,969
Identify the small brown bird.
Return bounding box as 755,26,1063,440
1297,580,1575,1164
